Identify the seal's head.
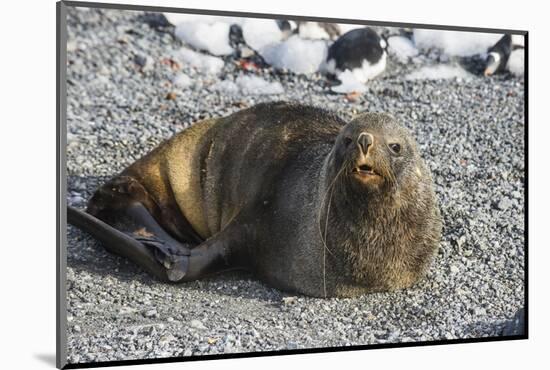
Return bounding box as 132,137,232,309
323,112,441,295
332,112,422,196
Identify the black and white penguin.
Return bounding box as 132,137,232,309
325,27,387,83
276,19,298,39
484,34,524,76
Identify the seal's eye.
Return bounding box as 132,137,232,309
344,137,353,147
388,143,401,154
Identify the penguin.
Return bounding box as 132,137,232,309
484,34,524,76
325,27,387,84
276,19,298,39
229,23,245,49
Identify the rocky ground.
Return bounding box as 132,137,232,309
65,7,525,365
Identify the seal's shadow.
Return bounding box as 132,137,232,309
68,224,282,301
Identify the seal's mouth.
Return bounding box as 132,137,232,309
352,164,380,178
350,160,385,188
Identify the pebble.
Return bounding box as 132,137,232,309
496,199,512,211
143,309,158,318
189,320,207,330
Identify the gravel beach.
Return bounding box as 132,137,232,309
65,7,525,364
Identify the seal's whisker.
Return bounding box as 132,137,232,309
318,160,347,297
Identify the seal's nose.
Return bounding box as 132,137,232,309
357,132,374,155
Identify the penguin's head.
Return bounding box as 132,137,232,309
484,51,502,76
277,20,298,39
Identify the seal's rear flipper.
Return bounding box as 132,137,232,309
67,205,189,282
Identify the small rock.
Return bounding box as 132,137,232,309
496,198,512,211
159,334,175,346
172,74,191,88
282,296,297,305
67,39,78,52
287,341,298,349
119,307,135,315
165,92,177,100
223,342,234,352
143,309,158,318
345,91,361,102
472,307,486,316
190,319,207,330
134,54,154,72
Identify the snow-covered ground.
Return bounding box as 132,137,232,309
412,29,502,57
261,35,328,74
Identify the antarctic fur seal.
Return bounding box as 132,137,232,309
68,102,442,298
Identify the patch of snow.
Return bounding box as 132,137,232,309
413,29,502,56
212,75,284,95
173,48,224,74
507,48,524,76
331,70,367,94
260,35,328,74
242,19,283,51
511,34,525,48
175,21,233,56
406,64,473,80
338,24,366,35
163,13,200,26
211,79,240,94
298,22,331,40
387,36,418,62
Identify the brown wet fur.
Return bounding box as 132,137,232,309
83,101,442,297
